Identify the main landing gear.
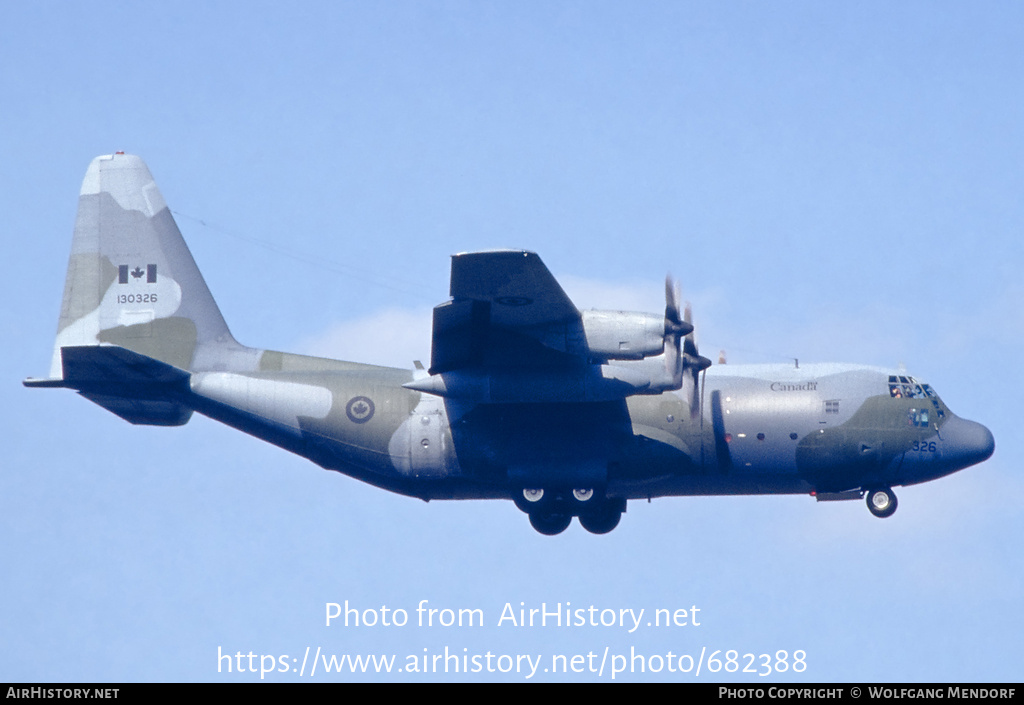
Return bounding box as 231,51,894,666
514,488,625,535
865,486,898,518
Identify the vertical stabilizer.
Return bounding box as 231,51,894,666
47,153,251,380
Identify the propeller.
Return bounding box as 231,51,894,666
681,302,712,417
664,275,693,341
659,272,708,401
663,275,690,389
662,275,710,414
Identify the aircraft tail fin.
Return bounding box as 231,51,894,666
45,153,257,375
26,153,259,423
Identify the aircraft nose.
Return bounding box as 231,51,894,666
942,416,995,468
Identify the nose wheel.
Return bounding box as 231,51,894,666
865,487,898,518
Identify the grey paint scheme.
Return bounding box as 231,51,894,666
25,154,995,534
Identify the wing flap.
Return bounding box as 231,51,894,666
429,298,491,374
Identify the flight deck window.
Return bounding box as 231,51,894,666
889,375,927,399
917,384,946,419
907,408,930,427
889,376,902,397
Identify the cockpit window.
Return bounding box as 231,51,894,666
888,375,921,397
889,376,946,419
889,375,928,399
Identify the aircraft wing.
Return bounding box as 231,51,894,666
413,249,677,404
429,250,583,374
449,250,578,329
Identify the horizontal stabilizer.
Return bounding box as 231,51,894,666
77,392,192,426
60,345,191,387
25,345,193,426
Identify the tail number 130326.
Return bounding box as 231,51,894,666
117,293,158,304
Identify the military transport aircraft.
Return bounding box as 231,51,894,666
24,154,995,534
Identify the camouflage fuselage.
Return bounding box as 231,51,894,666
28,154,993,532
186,353,987,503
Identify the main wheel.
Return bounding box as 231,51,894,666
529,512,572,536
572,488,594,502
866,487,898,518
578,507,622,534
578,497,626,534
513,488,548,513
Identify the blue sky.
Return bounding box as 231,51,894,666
2,2,1021,682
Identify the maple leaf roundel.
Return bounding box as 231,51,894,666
345,396,375,424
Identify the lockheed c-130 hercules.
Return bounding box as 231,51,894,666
24,154,995,535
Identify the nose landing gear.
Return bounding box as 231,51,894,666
866,487,898,518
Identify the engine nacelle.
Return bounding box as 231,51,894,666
580,310,665,360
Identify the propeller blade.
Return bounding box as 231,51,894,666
664,275,692,338
657,275,709,396
690,368,701,417
682,303,698,357
676,301,712,417
662,275,686,388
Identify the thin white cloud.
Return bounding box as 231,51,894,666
297,306,433,369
